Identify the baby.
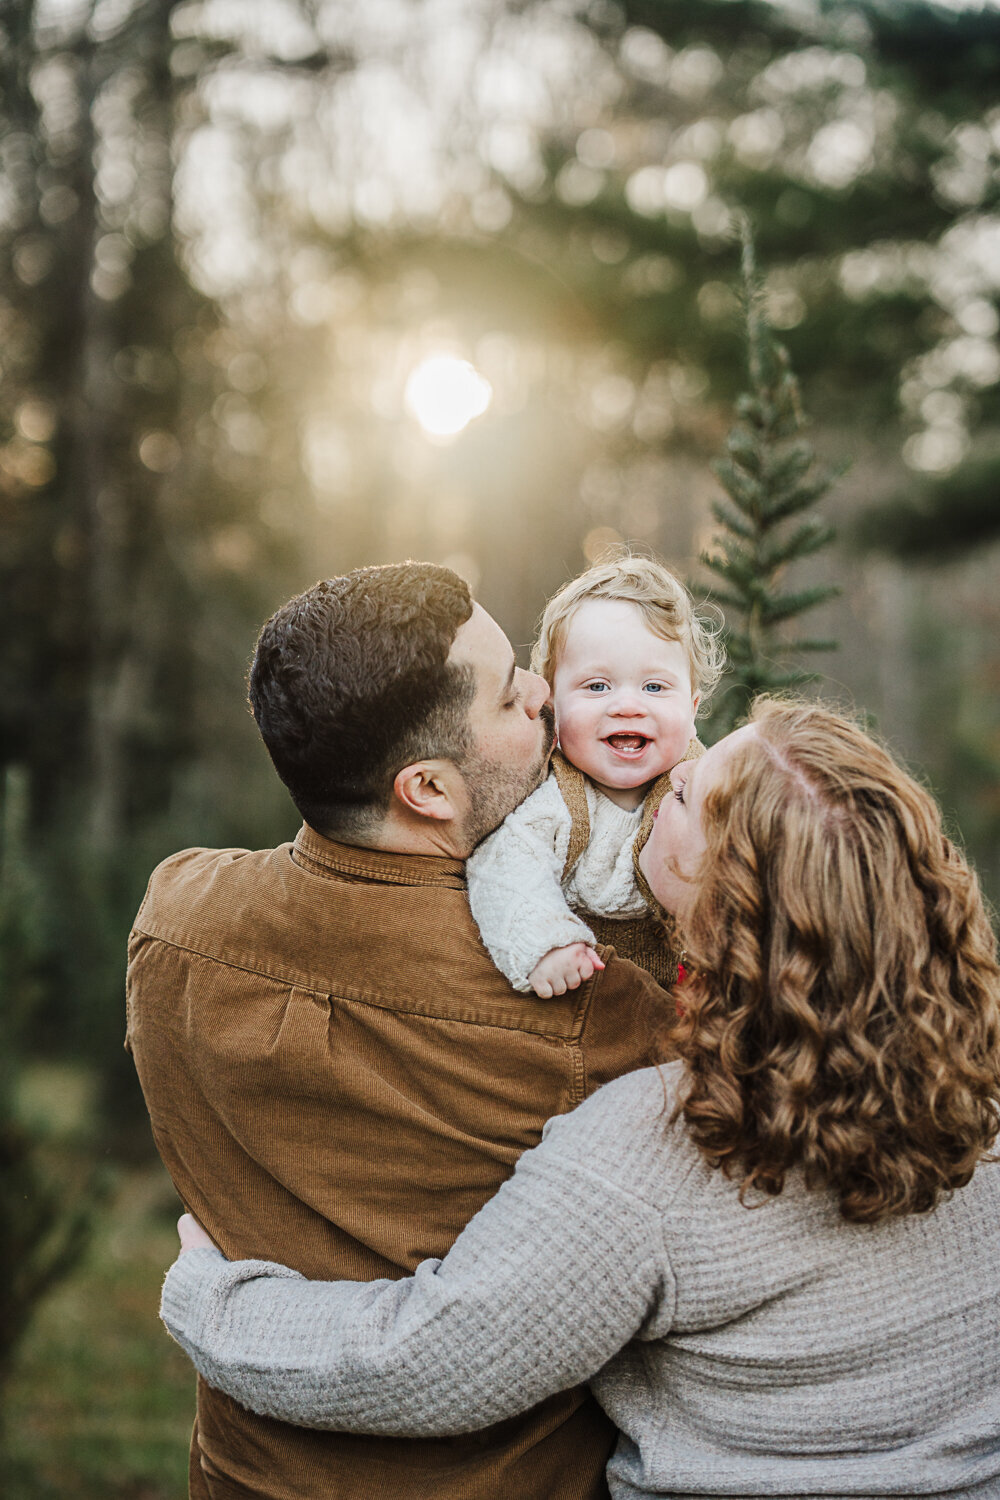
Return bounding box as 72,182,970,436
467,555,724,996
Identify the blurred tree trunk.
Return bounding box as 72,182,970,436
76,0,181,856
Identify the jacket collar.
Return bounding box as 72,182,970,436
292,823,467,889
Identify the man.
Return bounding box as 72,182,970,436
127,562,672,1500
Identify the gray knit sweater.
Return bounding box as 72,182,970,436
161,1065,1000,1499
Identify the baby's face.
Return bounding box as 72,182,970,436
551,599,699,810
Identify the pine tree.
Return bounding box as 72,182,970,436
701,225,842,740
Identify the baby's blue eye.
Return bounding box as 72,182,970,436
586,682,609,692
644,683,664,693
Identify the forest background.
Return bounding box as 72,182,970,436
2,0,999,1494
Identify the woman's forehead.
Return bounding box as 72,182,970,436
696,724,757,794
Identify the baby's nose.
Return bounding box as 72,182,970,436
610,689,645,714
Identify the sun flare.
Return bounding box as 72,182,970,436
404,356,493,437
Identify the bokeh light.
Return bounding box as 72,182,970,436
404,356,493,438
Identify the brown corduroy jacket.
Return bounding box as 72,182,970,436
126,823,674,1500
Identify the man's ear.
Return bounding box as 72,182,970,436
392,761,458,823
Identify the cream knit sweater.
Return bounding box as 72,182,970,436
466,773,647,991
161,1064,1000,1499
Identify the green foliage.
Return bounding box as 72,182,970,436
0,1127,93,1400
0,0,301,1115
4,1150,192,1497
700,227,842,737
0,771,97,1397
854,455,1000,561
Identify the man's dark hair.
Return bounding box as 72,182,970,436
249,563,475,839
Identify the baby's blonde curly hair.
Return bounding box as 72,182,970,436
531,553,725,710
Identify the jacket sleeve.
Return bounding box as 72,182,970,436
466,777,596,991
160,1102,674,1436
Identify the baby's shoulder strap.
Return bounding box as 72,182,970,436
550,750,591,883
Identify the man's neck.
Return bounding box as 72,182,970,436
333,814,470,862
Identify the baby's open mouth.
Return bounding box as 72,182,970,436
605,734,649,754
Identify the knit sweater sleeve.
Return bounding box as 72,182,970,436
466,775,597,991
160,1082,675,1436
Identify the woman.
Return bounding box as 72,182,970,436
161,699,1000,1498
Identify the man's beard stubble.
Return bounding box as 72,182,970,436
461,702,556,852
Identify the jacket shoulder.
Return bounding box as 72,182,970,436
134,845,282,934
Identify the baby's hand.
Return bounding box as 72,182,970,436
528,943,605,999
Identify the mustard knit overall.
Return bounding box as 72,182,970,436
549,736,703,990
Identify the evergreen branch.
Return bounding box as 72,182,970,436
694,574,750,616
763,473,840,524
761,443,814,492
709,498,757,541
760,667,822,690
711,459,765,513
767,638,841,655
723,429,763,477
723,639,756,664
759,585,841,625
739,666,788,691
756,519,837,571
715,535,760,570
705,553,763,590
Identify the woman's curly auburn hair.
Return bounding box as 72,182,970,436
672,697,1000,1224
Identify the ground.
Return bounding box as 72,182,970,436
5,1067,193,1499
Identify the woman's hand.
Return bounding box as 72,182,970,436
178,1212,219,1255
